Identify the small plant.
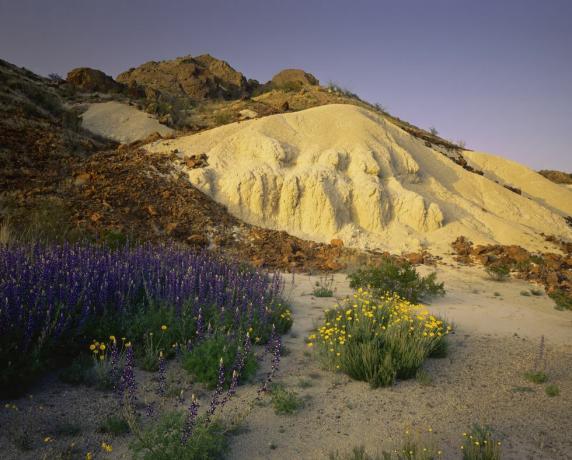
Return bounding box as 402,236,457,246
530,288,543,296
130,412,229,460
59,354,93,385
524,371,548,384
461,424,502,460
313,274,335,297
493,292,501,297
139,326,170,372
429,127,439,136
545,384,560,397
53,421,82,437
98,415,130,436
348,257,445,303
485,265,510,282
520,290,531,296
270,383,304,415
549,289,572,311
415,369,433,386
182,334,257,389
85,337,128,390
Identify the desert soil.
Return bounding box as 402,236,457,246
1,261,571,460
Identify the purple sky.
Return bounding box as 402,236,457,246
1,0,571,171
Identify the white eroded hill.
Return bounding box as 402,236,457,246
147,104,572,253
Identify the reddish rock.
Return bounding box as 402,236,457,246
330,238,344,248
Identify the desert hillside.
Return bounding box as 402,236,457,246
147,104,572,254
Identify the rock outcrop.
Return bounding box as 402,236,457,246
66,67,124,93
271,69,319,87
116,54,252,101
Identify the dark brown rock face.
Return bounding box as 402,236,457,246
116,54,250,101
271,69,319,87
66,68,124,93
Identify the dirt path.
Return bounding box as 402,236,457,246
228,265,572,460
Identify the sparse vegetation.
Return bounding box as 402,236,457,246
524,371,548,384
313,274,335,297
461,424,502,460
545,384,560,397
270,383,304,414
549,289,572,310
485,265,510,282
348,257,445,303
98,415,130,436
130,412,229,460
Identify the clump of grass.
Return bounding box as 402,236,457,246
415,369,433,386
270,383,304,415
545,384,560,397
310,289,450,387
348,257,445,303
524,371,548,384
53,421,82,437
313,274,335,297
182,334,257,389
549,289,572,311
59,354,93,385
330,431,440,459
98,415,130,436
530,288,543,296
493,292,501,297
298,378,313,388
461,424,502,460
130,412,229,460
520,290,531,296
485,265,510,282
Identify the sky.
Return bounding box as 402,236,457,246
1,0,571,171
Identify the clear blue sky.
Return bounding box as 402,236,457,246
1,0,570,170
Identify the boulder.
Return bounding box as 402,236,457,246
116,54,250,101
271,69,319,87
66,67,124,93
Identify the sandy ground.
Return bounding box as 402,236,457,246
81,101,174,144
1,263,571,459
228,263,572,460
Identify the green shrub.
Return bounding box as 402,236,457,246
313,275,335,297
182,334,257,389
348,257,445,303
485,265,510,282
461,425,502,460
524,371,548,384
310,290,450,387
130,412,228,460
270,383,304,415
98,415,130,436
58,354,93,385
549,289,572,311
545,384,560,397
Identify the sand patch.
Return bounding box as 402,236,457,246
81,101,173,144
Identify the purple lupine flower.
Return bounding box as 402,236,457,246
181,394,200,444
157,352,166,396
258,326,282,397
207,357,226,419
119,345,136,406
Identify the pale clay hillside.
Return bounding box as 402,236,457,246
147,104,572,255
